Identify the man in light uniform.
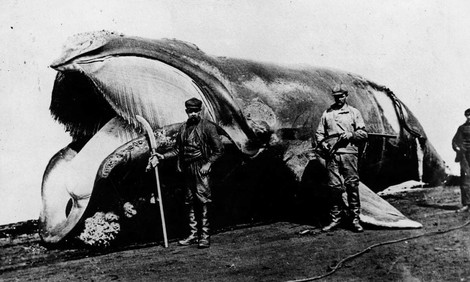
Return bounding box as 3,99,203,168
315,85,368,232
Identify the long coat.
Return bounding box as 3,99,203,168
163,118,224,171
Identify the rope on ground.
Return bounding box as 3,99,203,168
287,218,470,282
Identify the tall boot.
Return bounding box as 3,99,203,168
348,187,363,233
178,205,198,246
198,204,210,248
322,204,342,232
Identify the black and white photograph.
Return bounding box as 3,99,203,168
1,0,469,281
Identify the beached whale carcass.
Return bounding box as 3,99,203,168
40,31,447,244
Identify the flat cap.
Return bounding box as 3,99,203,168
185,97,203,110
331,84,348,96
465,108,470,116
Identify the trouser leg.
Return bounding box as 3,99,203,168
198,204,211,248
323,155,345,232
322,204,343,232
347,184,363,232
178,204,199,246
460,153,470,206
347,181,361,220
342,154,363,232
322,190,344,232
183,161,213,247
461,172,470,206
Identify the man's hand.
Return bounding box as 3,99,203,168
321,141,330,151
146,153,164,172
200,162,212,175
341,132,353,140
123,202,137,218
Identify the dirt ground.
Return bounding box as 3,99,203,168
1,185,470,281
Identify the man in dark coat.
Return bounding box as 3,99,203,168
452,108,470,212
154,97,224,248
315,84,368,232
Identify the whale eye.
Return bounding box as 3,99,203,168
65,198,73,217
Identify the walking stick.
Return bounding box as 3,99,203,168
136,115,169,248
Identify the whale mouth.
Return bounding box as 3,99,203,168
49,56,213,141
41,54,212,243
49,71,117,141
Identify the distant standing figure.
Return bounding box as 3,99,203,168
153,97,224,248
452,108,470,212
315,84,368,232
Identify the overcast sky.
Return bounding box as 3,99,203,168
1,0,469,224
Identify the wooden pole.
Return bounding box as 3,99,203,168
136,115,169,248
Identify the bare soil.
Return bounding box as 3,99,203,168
1,186,470,281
